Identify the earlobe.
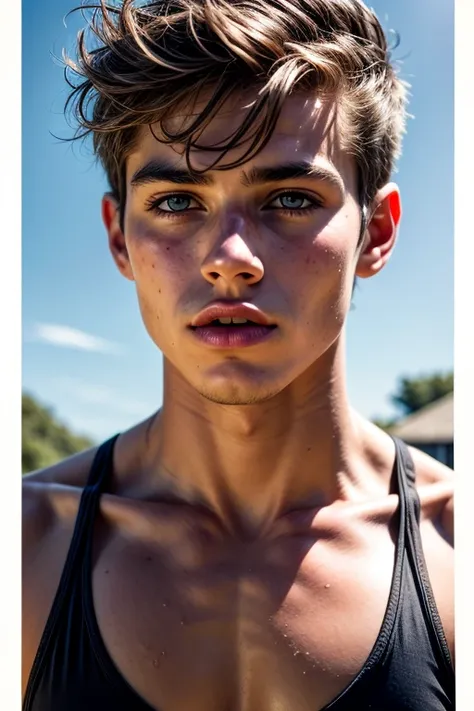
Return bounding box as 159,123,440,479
355,184,401,279
102,193,134,281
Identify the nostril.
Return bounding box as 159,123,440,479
203,268,262,283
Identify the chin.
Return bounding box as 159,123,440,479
196,385,281,406
189,362,287,406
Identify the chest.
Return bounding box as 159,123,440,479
90,511,397,710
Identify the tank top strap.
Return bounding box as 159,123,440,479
64,434,120,588
390,436,454,675
85,433,119,490
391,436,417,522
59,433,120,585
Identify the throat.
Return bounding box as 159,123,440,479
144,360,375,535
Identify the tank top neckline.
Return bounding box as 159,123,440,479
80,435,409,710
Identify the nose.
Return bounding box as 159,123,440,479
200,229,264,287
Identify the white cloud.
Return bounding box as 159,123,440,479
32,323,122,355
55,376,152,417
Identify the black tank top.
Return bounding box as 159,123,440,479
23,436,455,710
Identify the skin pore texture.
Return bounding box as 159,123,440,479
22,90,453,711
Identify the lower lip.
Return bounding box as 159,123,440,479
190,325,277,348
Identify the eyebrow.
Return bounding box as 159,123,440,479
241,162,344,192
130,159,344,193
130,160,213,188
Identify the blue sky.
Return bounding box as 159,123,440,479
22,0,453,442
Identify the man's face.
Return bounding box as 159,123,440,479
104,92,399,404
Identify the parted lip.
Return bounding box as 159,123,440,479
190,301,274,328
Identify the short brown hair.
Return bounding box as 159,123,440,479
65,0,409,209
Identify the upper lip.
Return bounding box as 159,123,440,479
191,302,274,328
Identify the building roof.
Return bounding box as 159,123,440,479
389,392,453,443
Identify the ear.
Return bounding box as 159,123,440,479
102,193,134,282
355,183,402,279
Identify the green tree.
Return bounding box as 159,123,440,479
390,371,453,416
372,371,453,430
22,392,94,474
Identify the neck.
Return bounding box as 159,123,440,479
139,338,383,535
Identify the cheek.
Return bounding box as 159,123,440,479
277,231,352,294
304,210,360,289
274,206,359,270
124,227,193,342
278,214,359,333
126,217,197,290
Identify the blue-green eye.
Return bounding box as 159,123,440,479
160,195,193,212
145,193,201,215
268,192,320,211
280,194,308,209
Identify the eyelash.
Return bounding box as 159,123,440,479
144,191,324,220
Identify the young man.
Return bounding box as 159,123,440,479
22,1,454,709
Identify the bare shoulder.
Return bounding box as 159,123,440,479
22,444,102,580
361,417,454,543
408,446,454,544
22,447,98,694
22,417,151,600
23,446,99,551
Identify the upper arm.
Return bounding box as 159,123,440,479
22,451,96,696
22,482,57,694
440,492,453,544
408,445,454,545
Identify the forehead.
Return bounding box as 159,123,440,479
128,91,356,190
